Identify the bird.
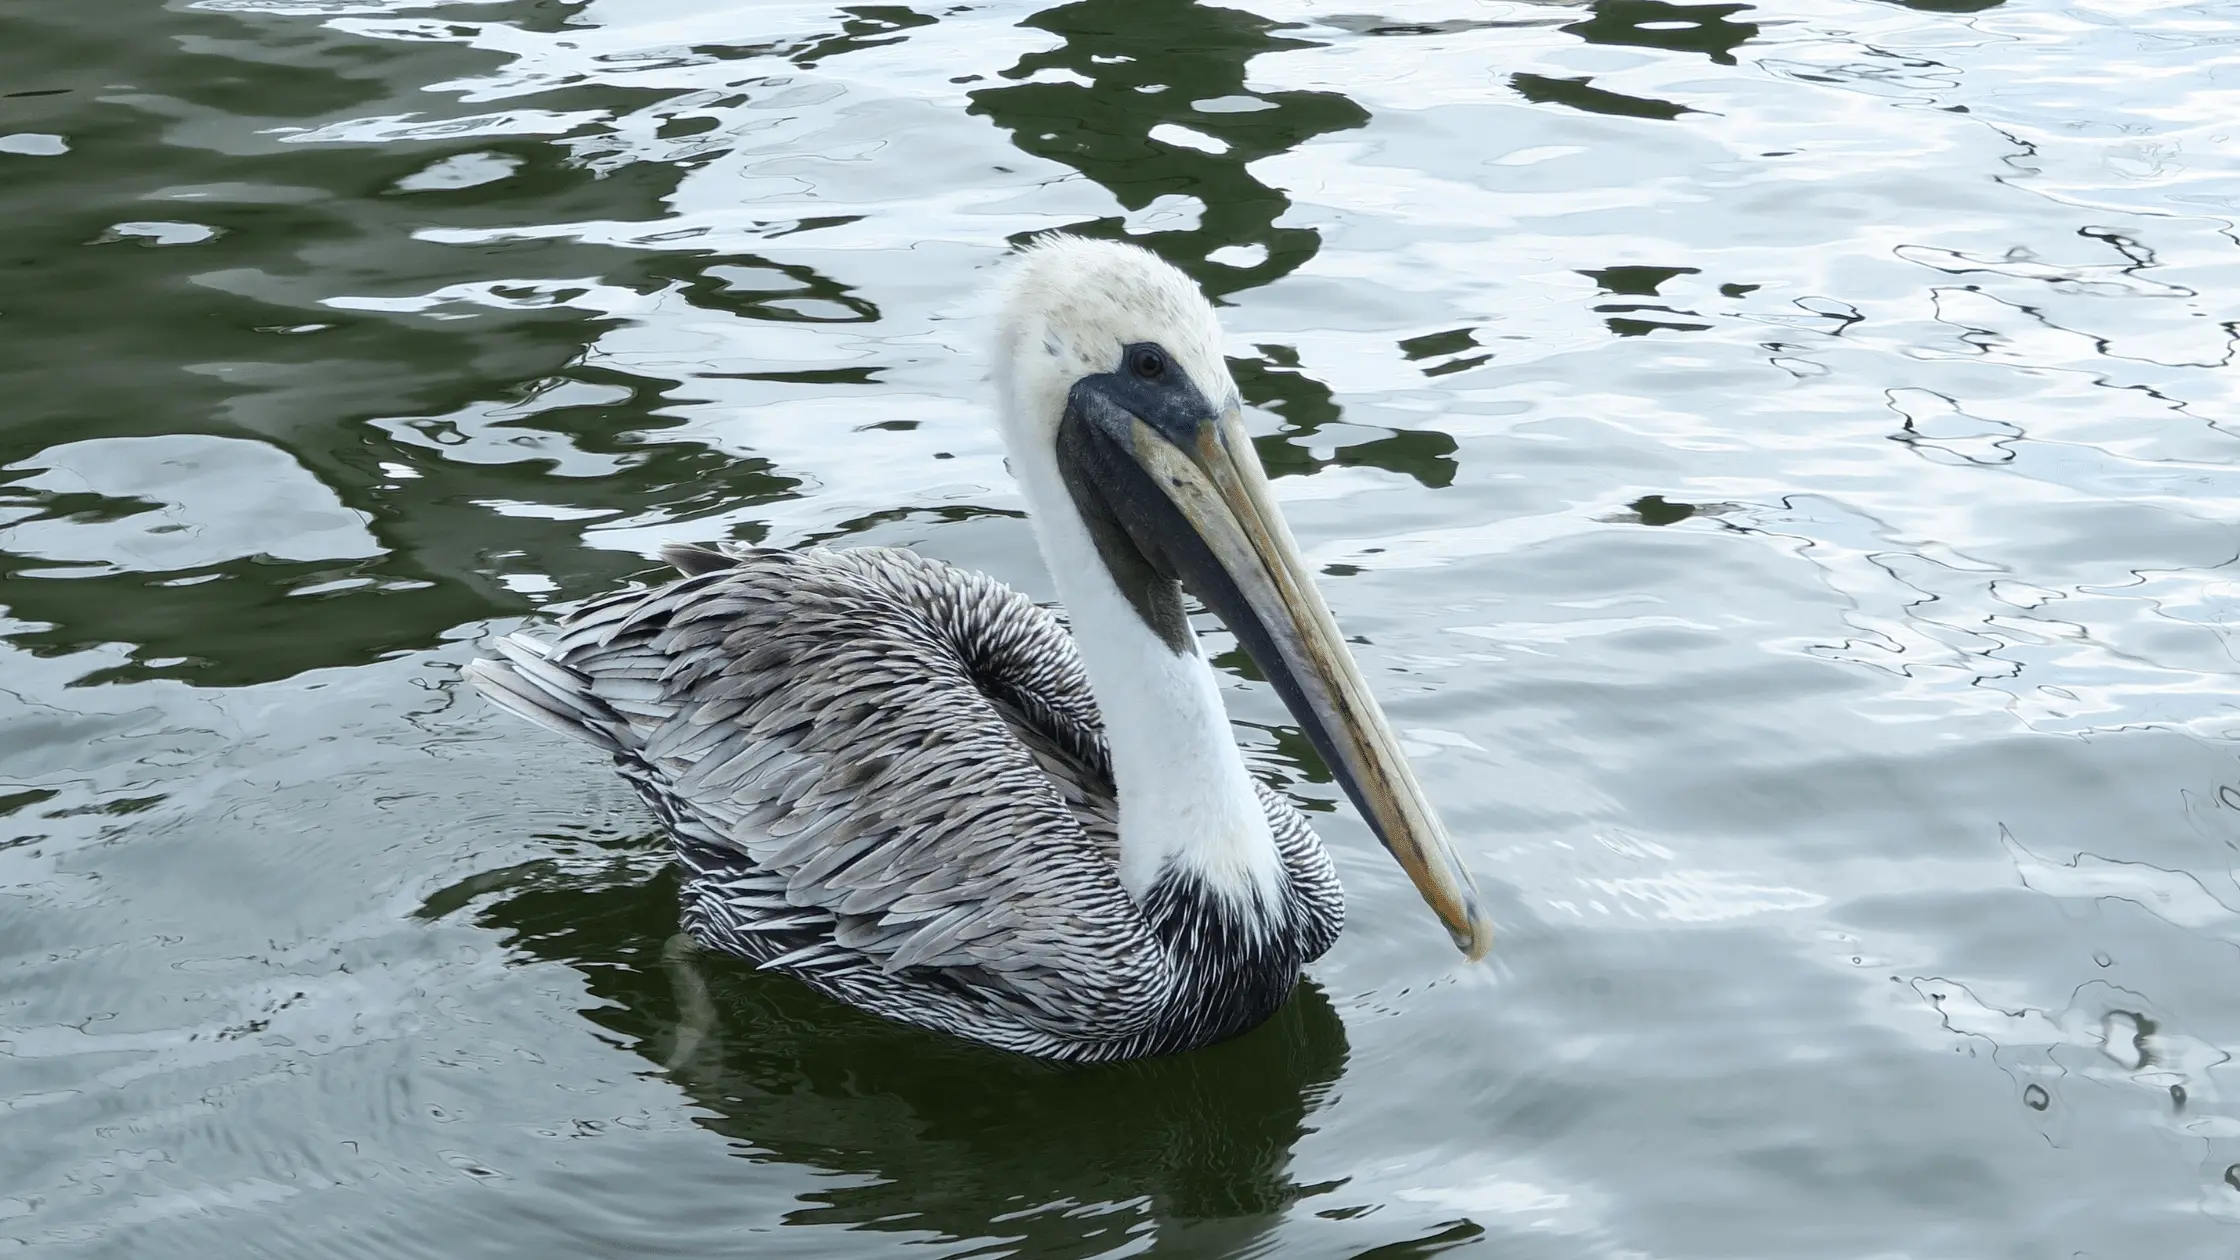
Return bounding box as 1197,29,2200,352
464,234,1493,1063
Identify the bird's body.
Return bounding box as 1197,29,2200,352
476,542,1341,1061
469,236,1489,1061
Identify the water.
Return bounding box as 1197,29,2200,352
4,0,2239,1253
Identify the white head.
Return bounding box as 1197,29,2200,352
992,235,1234,462
986,234,1495,960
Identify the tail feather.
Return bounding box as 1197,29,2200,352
660,541,754,577
464,637,627,753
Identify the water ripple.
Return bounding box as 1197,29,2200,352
9,0,2240,1253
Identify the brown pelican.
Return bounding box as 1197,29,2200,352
466,235,1493,1062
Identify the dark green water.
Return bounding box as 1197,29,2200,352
6,0,2240,1254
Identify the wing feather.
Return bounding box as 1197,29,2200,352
471,543,1166,1049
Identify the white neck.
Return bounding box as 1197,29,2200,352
1002,435,1284,909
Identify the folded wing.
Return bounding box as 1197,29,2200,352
466,544,1171,1050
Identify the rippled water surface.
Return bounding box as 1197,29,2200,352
6,0,2240,1253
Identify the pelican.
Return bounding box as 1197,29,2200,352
465,235,1493,1062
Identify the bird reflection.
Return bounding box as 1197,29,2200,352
422,851,1349,1257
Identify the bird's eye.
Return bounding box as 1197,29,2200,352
1130,347,1166,381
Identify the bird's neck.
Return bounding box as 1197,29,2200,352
1008,443,1285,910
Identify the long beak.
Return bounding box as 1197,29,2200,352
1126,406,1494,959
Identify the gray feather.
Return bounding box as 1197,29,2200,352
465,543,1346,1062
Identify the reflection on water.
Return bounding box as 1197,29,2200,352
970,0,1365,295
1563,0,1760,66
421,852,1347,1257
6,0,2240,1253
